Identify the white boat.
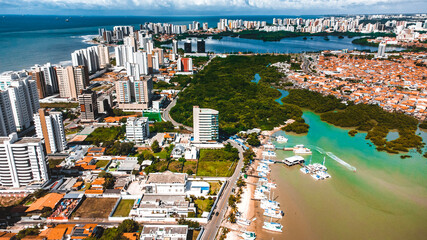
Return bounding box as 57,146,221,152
265,182,277,189
264,208,284,219
293,144,312,155
263,221,283,232
237,218,251,226
262,151,277,158
311,173,324,180
260,199,280,209
254,189,267,200
300,167,310,174
263,142,276,150
276,135,288,143
258,185,270,192
258,177,268,183
258,171,267,178
261,158,275,164
257,165,270,173
240,231,256,240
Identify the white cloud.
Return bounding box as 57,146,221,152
2,0,416,10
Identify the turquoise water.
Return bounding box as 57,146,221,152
251,73,261,84
258,111,427,239
274,89,289,105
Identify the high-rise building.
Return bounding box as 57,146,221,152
0,133,49,188
78,89,98,121
115,76,153,110
34,109,66,154
126,117,150,143
42,63,59,95
184,40,192,53
177,58,193,73
97,45,110,68
172,39,179,55
197,39,205,53
377,42,387,57
71,46,103,73
30,68,47,99
57,65,89,100
193,106,219,143
57,66,76,99
0,72,39,132
0,91,16,136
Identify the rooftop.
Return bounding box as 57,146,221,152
147,171,187,184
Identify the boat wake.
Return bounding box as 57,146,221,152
325,152,357,172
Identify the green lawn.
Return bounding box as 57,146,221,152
167,161,183,172
85,127,124,144
112,199,135,217
183,161,197,175
95,160,110,168
154,150,170,159
143,111,162,122
195,198,214,216
197,161,236,177
196,149,239,177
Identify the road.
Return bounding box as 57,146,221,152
162,95,193,131
203,140,244,240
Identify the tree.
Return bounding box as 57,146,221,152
17,228,40,239
118,219,140,233
151,140,161,153
246,134,260,147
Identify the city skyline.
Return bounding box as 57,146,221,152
1,0,426,16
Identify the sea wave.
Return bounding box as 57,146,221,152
72,34,98,45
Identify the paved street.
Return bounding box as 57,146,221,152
203,140,244,240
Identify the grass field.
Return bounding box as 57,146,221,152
143,111,162,122
95,160,110,168
183,161,197,175
195,198,214,216
72,198,118,219
196,149,238,177
85,127,123,144
112,199,135,217
153,150,170,159
167,161,183,172
208,181,222,195
197,161,236,177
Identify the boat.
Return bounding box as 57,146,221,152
293,145,312,155
262,150,277,158
240,231,256,240
258,171,267,178
237,218,252,226
276,135,288,143
261,158,275,164
303,36,308,40
264,208,284,219
338,35,344,39
324,36,330,41
259,177,268,183
300,166,310,174
260,199,280,209
263,221,283,232
265,182,277,189
263,142,276,150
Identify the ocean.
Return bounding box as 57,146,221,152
0,14,391,73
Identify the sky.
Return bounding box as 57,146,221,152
1,0,426,16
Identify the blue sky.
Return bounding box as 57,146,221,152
1,0,426,16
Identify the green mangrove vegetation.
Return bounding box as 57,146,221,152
283,89,424,154
170,55,303,135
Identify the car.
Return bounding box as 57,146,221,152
215,212,219,216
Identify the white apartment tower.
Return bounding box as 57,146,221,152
0,133,49,188
377,42,387,57
193,106,219,143
126,117,150,143
34,109,66,154
0,91,16,136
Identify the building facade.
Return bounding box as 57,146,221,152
34,109,67,154
193,106,219,142
126,117,150,143
78,90,98,121
0,133,49,188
